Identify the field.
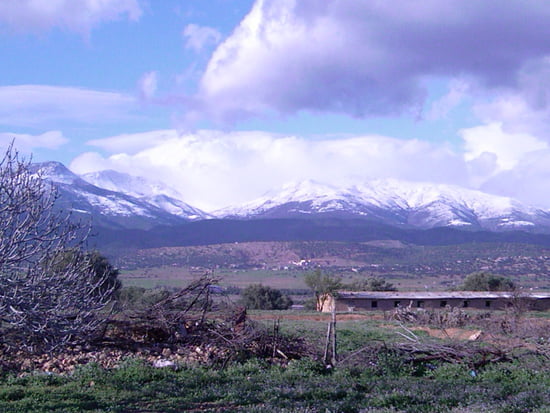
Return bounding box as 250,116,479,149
1,309,549,412
113,241,550,294
2,240,550,411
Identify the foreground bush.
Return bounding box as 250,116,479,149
0,145,119,353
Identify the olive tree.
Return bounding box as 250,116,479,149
346,277,397,292
457,271,515,292
0,144,118,352
240,284,293,310
304,269,342,311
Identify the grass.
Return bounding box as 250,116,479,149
1,354,549,412
120,266,310,290
3,311,549,412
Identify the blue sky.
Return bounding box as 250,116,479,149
2,0,550,211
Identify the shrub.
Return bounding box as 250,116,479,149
457,271,515,291
0,144,118,352
240,284,293,310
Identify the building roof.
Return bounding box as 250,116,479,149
336,291,550,300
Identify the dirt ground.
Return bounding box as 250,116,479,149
249,313,382,322
249,311,550,346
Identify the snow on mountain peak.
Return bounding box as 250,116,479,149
81,170,184,200
30,161,81,185
80,169,208,220
212,178,546,230
27,161,550,232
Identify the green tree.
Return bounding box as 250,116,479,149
46,249,121,298
304,269,342,311
457,271,515,291
117,286,171,310
346,277,397,292
240,284,293,310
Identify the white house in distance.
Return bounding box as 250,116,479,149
320,291,550,312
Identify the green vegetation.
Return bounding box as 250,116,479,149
117,286,171,309
114,240,550,293
48,249,122,298
457,271,516,291
240,284,293,310
345,276,397,291
1,319,549,412
304,269,342,310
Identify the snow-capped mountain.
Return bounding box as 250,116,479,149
80,170,208,220
30,162,206,229
28,161,550,234
214,179,550,231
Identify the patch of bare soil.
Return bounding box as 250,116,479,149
249,313,384,321
412,326,483,341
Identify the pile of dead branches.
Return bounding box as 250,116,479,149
388,305,478,327
392,325,513,369
100,275,310,364
1,276,312,373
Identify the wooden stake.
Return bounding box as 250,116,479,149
331,305,337,366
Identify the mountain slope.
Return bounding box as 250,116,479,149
214,179,550,232
30,162,191,230
80,170,208,220
28,163,550,236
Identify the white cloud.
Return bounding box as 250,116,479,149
461,122,548,171
71,129,468,211
86,129,179,154
0,0,142,34
0,130,68,154
138,71,158,99
182,24,222,52
0,85,136,127
481,150,550,208
191,0,550,123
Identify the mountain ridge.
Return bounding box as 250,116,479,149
213,179,550,232
30,161,550,235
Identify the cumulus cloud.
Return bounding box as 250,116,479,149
183,24,222,52
192,0,550,123
71,129,468,211
480,149,550,208
0,0,142,34
461,123,548,171
472,59,550,141
0,85,136,127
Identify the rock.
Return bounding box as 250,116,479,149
20,359,33,370
153,359,176,368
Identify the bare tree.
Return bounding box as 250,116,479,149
0,144,117,352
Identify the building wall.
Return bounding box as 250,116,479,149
329,297,550,312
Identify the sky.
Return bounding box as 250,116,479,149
2,0,550,211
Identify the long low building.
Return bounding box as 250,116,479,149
320,291,550,312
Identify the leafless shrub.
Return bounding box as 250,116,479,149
388,305,474,328
0,143,117,353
